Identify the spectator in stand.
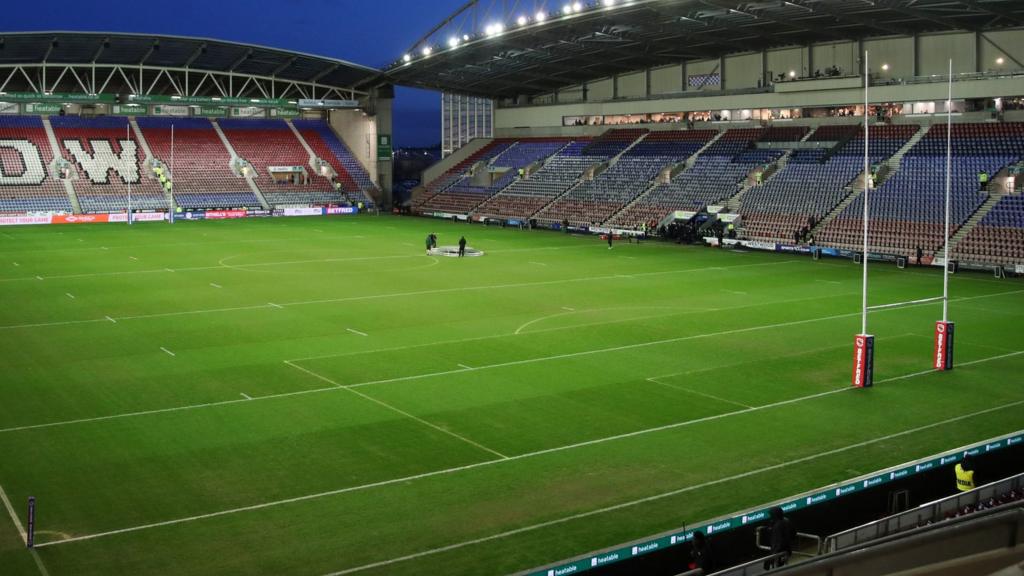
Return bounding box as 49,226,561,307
767,506,796,568
955,456,976,493
689,530,716,573
979,170,989,191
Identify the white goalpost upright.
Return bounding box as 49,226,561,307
852,57,957,388
127,121,133,226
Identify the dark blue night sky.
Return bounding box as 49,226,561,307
3,0,467,147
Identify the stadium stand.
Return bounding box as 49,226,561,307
415,139,516,213
0,115,72,214
292,118,377,207
217,118,339,207
134,116,258,210
740,125,919,243
50,116,168,213
607,128,767,229
954,195,1024,267
817,123,1024,258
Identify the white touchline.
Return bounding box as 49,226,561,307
318,402,1024,576
241,393,252,401
284,361,507,459
268,303,283,309
160,347,176,357
346,328,368,337
32,392,1024,552
105,316,117,324
0,482,26,543
457,364,473,370
562,307,575,312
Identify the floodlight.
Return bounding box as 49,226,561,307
517,15,528,26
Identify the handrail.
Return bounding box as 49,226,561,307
825,471,1024,553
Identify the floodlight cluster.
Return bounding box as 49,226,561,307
393,0,634,68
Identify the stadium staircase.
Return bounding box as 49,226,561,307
934,191,1005,261
129,119,171,209
210,120,270,210
40,116,81,213
684,129,724,169
285,119,327,176
881,126,928,178
807,182,864,240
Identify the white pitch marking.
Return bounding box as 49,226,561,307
346,328,368,337
105,316,117,324
36,275,43,281
12,262,18,267
129,256,138,261
268,302,283,309
100,246,108,251
240,393,252,401
816,280,842,285
65,293,75,300
457,363,474,370
160,347,176,357
561,307,575,312
0,482,26,543
317,404,1024,576
164,268,174,272
528,261,547,266
646,377,753,409
284,361,508,459
723,290,748,295
209,283,222,289
32,391,1024,551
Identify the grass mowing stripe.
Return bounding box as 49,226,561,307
646,377,753,409
31,349,1023,550
0,483,26,543
1,295,1019,435
285,361,508,459
320,402,1024,576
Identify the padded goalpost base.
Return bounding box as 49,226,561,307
852,334,875,388
934,321,955,371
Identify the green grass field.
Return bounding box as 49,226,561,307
0,214,1021,576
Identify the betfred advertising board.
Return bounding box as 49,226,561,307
325,207,358,215
852,334,875,388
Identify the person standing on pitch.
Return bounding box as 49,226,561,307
607,232,613,250
425,233,433,254
458,235,467,257
955,456,976,493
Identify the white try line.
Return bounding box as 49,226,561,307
285,361,507,459
33,383,1024,552
0,482,26,543
160,347,176,357
209,283,222,289
240,393,252,401
457,363,474,370
319,400,1024,576
346,328,368,337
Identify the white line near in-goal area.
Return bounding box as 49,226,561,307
29,350,1024,551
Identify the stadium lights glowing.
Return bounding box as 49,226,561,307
463,34,470,40
788,70,796,78
881,63,890,71
536,11,547,22
574,2,583,11
563,4,573,15
484,23,505,36
996,57,1005,65
603,0,615,6
517,15,528,26
448,37,460,48
422,46,432,56
403,54,412,63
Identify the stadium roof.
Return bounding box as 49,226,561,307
0,31,380,91
384,0,1024,99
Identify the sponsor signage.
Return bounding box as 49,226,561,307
231,106,266,118
52,214,110,224
113,105,148,116
377,134,393,159
297,98,360,109
718,213,740,223
0,215,52,226
152,105,191,117
325,206,358,215
1,92,115,103
130,94,293,107
526,431,1023,576
282,207,325,217
671,210,697,221
270,107,301,118
108,212,167,223
268,166,305,174
197,106,229,117
25,103,63,114
852,334,875,388
1016,264,1024,274
0,102,18,115
205,210,247,220
934,321,955,370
